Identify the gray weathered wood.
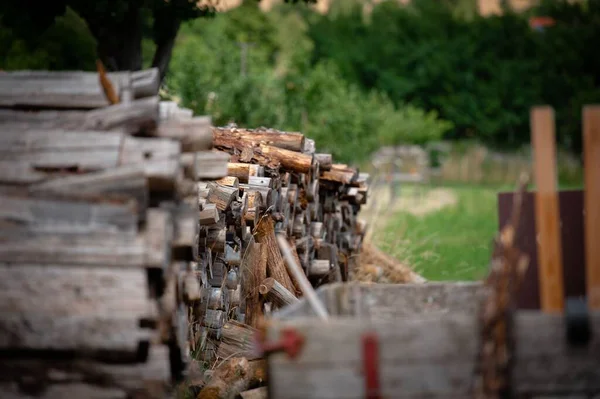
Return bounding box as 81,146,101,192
268,312,600,398
273,282,485,320
0,345,170,396
0,264,153,354
240,387,268,399
259,277,299,308
0,97,160,134
0,194,138,235
0,232,146,267
195,151,230,180
29,165,148,215
0,68,159,109
144,208,173,269
156,116,213,152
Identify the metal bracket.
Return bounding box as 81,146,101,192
362,332,381,399
257,328,305,359
565,296,591,346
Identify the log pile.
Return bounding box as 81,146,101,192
0,68,228,398
189,126,370,379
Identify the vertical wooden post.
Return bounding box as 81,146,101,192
531,106,565,312
583,106,600,310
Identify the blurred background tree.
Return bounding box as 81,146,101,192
1,0,598,162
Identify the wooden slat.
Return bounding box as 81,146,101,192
0,232,146,267
584,106,600,309
0,97,160,134
0,68,159,109
531,106,565,312
267,312,600,398
0,194,138,235
0,264,153,354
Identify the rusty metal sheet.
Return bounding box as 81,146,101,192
498,190,586,309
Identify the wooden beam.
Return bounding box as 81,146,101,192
583,105,600,310
531,106,565,312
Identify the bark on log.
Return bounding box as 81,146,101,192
259,277,299,308
241,240,267,328
213,127,305,152
254,218,296,295
259,144,312,174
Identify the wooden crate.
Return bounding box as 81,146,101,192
267,283,600,398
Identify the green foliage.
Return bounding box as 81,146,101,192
0,7,96,70
307,0,600,154
168,6,451,163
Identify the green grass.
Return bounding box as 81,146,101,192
376,184,503,281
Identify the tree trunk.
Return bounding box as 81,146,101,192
152,18,181,83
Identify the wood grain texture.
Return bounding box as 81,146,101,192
213,127,305,152
583,105,600,310
0,264,153,354
242,240,268,328
254,217,295,295
268,312,600,398
0,193,138,235
259,144,312,174
0,68,159,109
531,106,565,312
0,97,159,134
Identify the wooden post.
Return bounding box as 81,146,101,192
583,106,600,310
531,106,565,312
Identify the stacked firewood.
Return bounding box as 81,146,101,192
188,126,370,377
0,68,228,398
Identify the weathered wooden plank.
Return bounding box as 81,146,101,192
29,165,148,214
0,194,138,235
144,208,173,269
0,68,159,109
0,232,146,267
0,97,160,134
195,151,230,180
583,106,600,309
531,106,565,312
0,264,153,354
0,129,124,172
273,282,485,320
156,116,213,152
0,345,170,396
268,312,600,398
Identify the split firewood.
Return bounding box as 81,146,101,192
259,277,299,308
241,240,268,328
254,217,296,295
197,357,260,399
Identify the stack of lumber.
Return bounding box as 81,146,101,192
189,126,370,373
0,68,228,398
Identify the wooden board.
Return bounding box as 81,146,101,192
0,194,138,235
0,97,160,134
531,106,565,312
267,312,600,398
0,264,153,354
0,232,146,267
583,106,600,309
0,69,159,109
273,282,485,320
0,345,170,397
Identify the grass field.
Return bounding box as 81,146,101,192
375,184,504,281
